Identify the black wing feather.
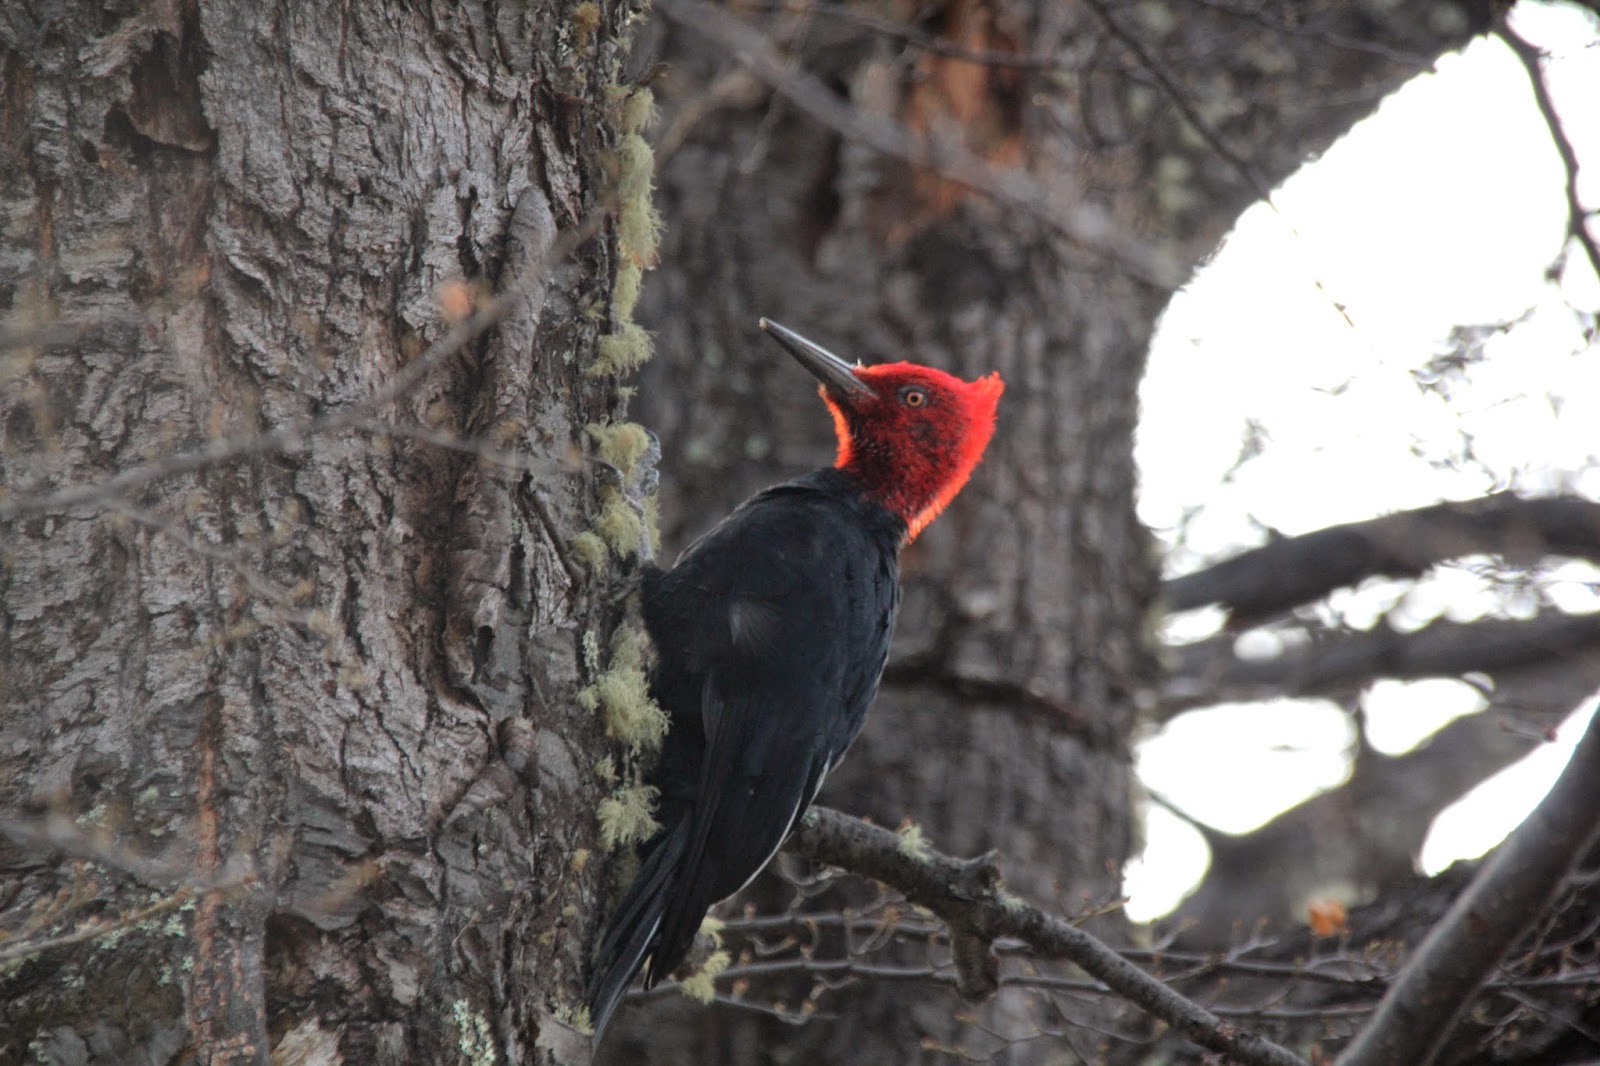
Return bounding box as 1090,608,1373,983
587,470,901,1030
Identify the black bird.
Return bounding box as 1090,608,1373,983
586,319,1004,1035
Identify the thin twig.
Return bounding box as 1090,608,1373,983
1081,0,1270,201
654,0,1182,289
0,889,195,965
1496,18,1600,285
1,811,206,888
108,501,318,624
1188,0,1433,69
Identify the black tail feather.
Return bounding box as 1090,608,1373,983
586,817,692,1038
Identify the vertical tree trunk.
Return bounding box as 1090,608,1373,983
2,1,641,1061
616,1,1490,1062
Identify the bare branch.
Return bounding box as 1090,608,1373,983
0,888,197,966
1163,494,1600,622
1187,0,1434,68
653,0,1184,289
1495,18,1600,285
0,310,143,353
0,809,244,889
1338,707,1600,1066
1081,0,1269,202
1162,608,1600,711
786,806,1310,1066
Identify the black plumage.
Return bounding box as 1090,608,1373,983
585,468,904,1035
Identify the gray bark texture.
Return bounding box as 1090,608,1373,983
2,1,647,1063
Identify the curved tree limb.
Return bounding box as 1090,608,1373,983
1337,706,1600,1066
1163,494,1600,623
1161,608,1600,713
786,806,1309,1066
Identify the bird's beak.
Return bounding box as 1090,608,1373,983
759,319,876,402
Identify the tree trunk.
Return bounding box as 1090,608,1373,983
2,1,643,1062
609,1,1491,1062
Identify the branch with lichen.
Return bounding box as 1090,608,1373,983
783,806,1309,1066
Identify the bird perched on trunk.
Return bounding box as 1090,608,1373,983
586,319,1004,1036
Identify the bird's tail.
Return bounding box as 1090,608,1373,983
586,815,692,1039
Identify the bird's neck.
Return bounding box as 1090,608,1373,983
836,453,951,545
795,467,911,548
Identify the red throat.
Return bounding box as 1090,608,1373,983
822,364,1004,543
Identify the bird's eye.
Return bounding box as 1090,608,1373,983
901,387,927,408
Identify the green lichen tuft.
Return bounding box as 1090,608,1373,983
609,131,662,269
588,626,668,749
614,133,654,205
595,488,646,558
587,420,652,476
642,493,661,557
551,999,595,1034
590,322,654,377
619,86,658,136
613,259,643,321
571,530,610,569
597,783,661,850
451,999,495,1064
594,94,661,379
593,667,666,749
896,821,931,860
679,949,731,1004
616,198,663,269
571,1,601,50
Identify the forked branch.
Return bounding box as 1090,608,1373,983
786,806,1309,1066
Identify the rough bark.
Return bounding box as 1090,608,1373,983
602,1,1493,1063
1,2,641,1063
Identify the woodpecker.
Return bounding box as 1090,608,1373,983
585,319,1004,1035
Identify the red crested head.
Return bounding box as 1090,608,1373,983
759,319,1004,543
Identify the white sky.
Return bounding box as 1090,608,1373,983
1125,2,1600,921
